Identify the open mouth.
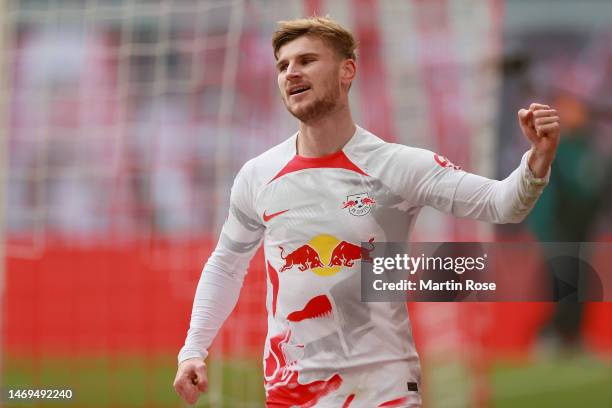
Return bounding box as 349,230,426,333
289,86,311,96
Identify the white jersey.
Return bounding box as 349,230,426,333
179,126,548,407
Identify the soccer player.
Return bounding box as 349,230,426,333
174,16,560,407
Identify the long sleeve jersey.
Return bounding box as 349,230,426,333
178,126,548,407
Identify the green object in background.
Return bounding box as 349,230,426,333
2,355,264,408
2,354,611,407
492,354,612,407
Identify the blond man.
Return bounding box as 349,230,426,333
174,16,559,407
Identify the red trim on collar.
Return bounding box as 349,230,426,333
268,150,369,184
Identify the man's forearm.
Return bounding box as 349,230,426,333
178,263,245,363
450,150,549,224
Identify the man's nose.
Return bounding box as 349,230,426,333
286,63,302,79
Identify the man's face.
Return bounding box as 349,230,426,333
276,35,344,123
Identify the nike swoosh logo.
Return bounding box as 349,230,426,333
263,209,289,222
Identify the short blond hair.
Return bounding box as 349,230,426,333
272,16,357,61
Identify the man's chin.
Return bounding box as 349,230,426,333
287,105,315,122
287,102,336,123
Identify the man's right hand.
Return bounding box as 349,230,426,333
173,358,208,405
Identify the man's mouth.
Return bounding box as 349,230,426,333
289,86,311,96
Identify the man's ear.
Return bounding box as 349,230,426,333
340,59,356,88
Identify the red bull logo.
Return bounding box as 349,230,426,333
287,295,333,322
264,330,342,406
278,235,375,277
343,193,375,216
342,200,358,209
328,237,375,267
434,153,461,170
361,197,376,206
279,244,324,272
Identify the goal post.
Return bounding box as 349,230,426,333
0,0,11,392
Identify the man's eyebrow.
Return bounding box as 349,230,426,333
276,52,320,69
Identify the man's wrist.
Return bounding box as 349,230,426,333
527,147,553,179
178,350,207,365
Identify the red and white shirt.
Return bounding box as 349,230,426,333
179,126,547,407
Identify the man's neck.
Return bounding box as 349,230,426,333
296,106,356,158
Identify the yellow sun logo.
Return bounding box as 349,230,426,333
307,234,343,277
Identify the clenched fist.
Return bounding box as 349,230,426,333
173,358,208,405
518,103,561,178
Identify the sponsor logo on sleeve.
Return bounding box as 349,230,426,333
434,153,461,170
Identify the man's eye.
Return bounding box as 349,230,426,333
278,65,287,72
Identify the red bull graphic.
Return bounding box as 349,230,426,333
329,238,375,267
362,197,376,205
342,200,358,209
266,372,342,408
378,396,409,407
279,244,324,272
264,330,342,407
276,235,375,277
267,261,279,317
287,295,333,322
264,330,293,383
342,394,356,408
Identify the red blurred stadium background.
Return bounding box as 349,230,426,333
5,237,612,360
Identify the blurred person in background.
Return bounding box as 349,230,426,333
529,90,612,350
9,26,114,238
128,44,203,236
174,16,560,407
133,92,196,235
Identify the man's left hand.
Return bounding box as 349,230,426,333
518,103,561,178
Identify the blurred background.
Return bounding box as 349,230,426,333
1,0,611,407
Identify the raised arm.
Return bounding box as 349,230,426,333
408,103,560,223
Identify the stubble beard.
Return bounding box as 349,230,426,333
285,80,341,123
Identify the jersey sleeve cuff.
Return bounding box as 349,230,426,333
178,349,207,365
522,150,550,187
